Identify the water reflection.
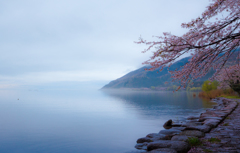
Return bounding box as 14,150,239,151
101,90,216,121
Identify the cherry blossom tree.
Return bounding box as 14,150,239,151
136,0,240,89
216,64,240,95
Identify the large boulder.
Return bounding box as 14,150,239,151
200,111,221,118
137,133,171,143
180,122,201,127
179,130,205,138
184,121,203,125
159,129,182,136
187,116,199,120
170,127,186,131
135,142,148,150
146,133,171,140
198,116,223,122
184,124,212,133
213,105,224,110
203,119,220,128
163,119,173,129
147,140,190,153
171,135,197,142
137,137,153,143
210,112,228,117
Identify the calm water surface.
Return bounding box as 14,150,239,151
0,89,216,153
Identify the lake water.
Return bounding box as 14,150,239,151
0,89,216,153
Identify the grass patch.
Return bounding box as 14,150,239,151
219,95,240,99
187,137,202,146
198,88,239,100
208,137,221,143
199,89,224,99
223,123,229,126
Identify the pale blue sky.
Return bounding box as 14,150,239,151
0,0,210,89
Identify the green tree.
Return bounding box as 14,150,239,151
202,80,218,92
190,87,202,92
151,86,156,90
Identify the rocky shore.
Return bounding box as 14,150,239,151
134,97,239,153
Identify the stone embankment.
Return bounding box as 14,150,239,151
134,97,239,153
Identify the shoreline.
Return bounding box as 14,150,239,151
134,97,239,153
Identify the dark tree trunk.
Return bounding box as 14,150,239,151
229,80,240,97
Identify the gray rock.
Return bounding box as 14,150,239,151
147,140,172,150
209,143,223,148
171,135,197,142
147,140,190,153
185,124,212,133
187,116,199,120
199,116,223,122
220,109,232,114
180,122,200,127
193,122,204,125
146,133,165,138
134,99,240,153
159,129,182,136
203,119,220,128
137,137,153,143
212,111,228,117
200,111,222,118
163,119,172,127
224,103,237,110
135,142,148,150
171,123,182,127
213,105,224,110
148,148,177,153
185,121,203,125
186,119,199,122
179,130,205,138
146,133,171,140
171,127,186,131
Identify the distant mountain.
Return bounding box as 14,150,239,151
102,56,214,89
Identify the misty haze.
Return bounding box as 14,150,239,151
1,0,239,153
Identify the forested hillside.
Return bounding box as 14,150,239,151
102,57,214,89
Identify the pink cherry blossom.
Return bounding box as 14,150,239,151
216,64,240,95
136,0,240,88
